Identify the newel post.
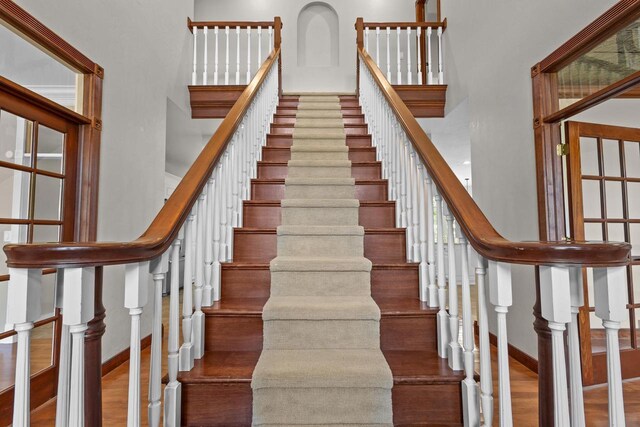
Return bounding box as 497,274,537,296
355,17,364,96
274,16,283,95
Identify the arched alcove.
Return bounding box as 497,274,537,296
297,2,339,67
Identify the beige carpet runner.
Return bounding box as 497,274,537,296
251,95,393,426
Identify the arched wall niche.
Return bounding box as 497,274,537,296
297,2,339,67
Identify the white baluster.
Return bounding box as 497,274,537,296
193,193,206,359
407,27,412,84
179,213,195,371
426,27,433,84
258,26,262,66
236,26,241,85
539,265,572,427
488,261,513,427
426,176,437,307
459,237,479,427
125,262,149,427
410,152,421,262
212,167,223,301
386,27,391,81
594,266,627,427
435,193,450,358
192,26,198,85
365,27,369,52
54,270,70,427
437,26,444,84
7,268,42,427
204,176,215,306
376,27,380,67
225,146,235,257
568,267,586,426
417,27,423,85
164,239,182,426
203,26,208,85
148,253,169,427
475,257,493,427
225,27,230,85
269,26,273,51
417,164,429,302
246,27,251,84
396,27,402,84
214,26,219,85
444,208,462,370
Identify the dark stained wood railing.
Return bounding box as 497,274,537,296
3,47,281,269
357,46,630,266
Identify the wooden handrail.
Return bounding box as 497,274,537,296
187,17,282,31
361,20,447,30
3,48,281,269
358,47,630,266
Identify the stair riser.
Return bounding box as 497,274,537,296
220,266,418,299
270,271,371,296
277,234,364,258
181,383,252,426
233,230,406,263
251,180,387,201
262,148,377,162
281,206,359,226
277,107,362,116
273,116,365,125
271,125,369,136
267,134,372,148
287,165,352,178
243,203,395,228
204,313,434,351
392,384,463,425
263,320,380,349
257,163,381,180
278,100,360,108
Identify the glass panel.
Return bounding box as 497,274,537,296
0,223,27,277
605,180,624,218
0,167,31,219
608,222,626,243
584,222,604,240
35,125,64,174
625,141,640,178
0,22,82,112
628,182,640,218
0,110,33,167
603,139,621,176
33,174,62,220
32,225,60,243
580,137,599,176
582,179,602,218
630,224,640,257
557,17,640,109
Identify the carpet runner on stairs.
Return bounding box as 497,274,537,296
251,95,394,426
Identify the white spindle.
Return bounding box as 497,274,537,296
193,193,206,359
149,254,168,427
396,27,402,84
437,26,444,84
540,266,572,427
268,26,273,51
376,27,380,67
225,27,230,85
214,26,219,85
417,27,423,84
488,261,514,426
204,177,215,306
7,268,42,427
435,193,450,358
179,213,195,371
459,237,479,427
125,262,149,427
192,26,198,85
568,267,586,426
203,26,208,85
426,27,433,84
476,257,493,426
212,167,223,301
407,27,412,84
417,165,429,301
54,270,70,427
246,27,251,84
594,266,627,427
444,208,462,370
164,239,182,426
236,26,241,84
365,27,369,52
386,27,391,81
410,153,420,263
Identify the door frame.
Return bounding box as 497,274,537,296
0,1,103,424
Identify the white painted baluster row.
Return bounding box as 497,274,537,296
191,23,275,86
4,59,279,427
363,24,445,86
358,58,628,426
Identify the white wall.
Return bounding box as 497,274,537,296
14,0,198,361
439,0,619,358
194,0,416,93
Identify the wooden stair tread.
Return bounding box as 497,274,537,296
222,261,417,269
243,199,394,206
176,351,260,383
385,350,464,383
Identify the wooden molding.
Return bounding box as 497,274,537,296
101,333,153,376
392,84,447,117
188,85,247,118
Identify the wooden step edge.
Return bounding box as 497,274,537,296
251,178,386,184
221,262,418,270
242,200,395,207
233,227,406,234
257,161,382,166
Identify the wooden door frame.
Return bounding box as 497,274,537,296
0,1,103,424
531,1,640,425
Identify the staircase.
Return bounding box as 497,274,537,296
177,94,465,426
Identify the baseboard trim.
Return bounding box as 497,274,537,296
474,322,538,374
102,333,153,376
